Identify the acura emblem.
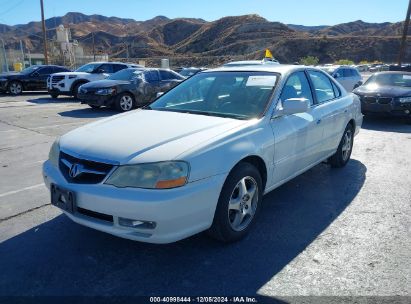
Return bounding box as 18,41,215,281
69,163,83,178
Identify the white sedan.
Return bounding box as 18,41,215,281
43,65,363,243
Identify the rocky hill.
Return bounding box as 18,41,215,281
0,12,409,65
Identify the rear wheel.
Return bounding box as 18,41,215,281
8,81,23,95
115,93,135,112
208,162,263,243
50,93,59,99
329,124,354,168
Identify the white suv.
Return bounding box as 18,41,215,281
47,62,141,99
319,65,363,92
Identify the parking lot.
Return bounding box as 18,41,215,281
0,92,410,300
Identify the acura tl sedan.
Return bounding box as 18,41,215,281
43,65,363,244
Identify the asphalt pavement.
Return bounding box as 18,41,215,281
0,92,410,302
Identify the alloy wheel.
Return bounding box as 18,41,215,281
120,95,133,111
10,82,22,94
227,176,258,232
342,129,353,161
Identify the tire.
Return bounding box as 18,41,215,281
329,123,354,168
71,83,84,99
88,104,101,109
8,81,23,95
115,93,135,112
50,93,59,99
208,162,263,243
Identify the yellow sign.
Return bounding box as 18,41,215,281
265,49,273,59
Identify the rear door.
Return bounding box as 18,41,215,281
307,70,347,156
270,71,325,185
159,69,183,91
143,70,162,102
32,67,53,89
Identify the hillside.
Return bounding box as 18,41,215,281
0,12,409,65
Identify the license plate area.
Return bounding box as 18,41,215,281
51,184,76,214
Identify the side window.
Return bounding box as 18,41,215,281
113,64,127,73
308,70,336,103
343,69,352,77
159,70,176,80
37,67,53,75
144,70,160,82
331,81,341,98
97,64,114,74
53,67,67,73
280,71,314,105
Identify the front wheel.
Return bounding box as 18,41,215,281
50,93,59,99
88,104,101,109
8,81,23,95
329,124,354,168
115,93,135,112
208,162,263,243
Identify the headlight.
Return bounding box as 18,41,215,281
96,88,116,95
105,161,189,189
399,97,411,103
48,137,60,167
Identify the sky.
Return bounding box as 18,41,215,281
0,0,408,26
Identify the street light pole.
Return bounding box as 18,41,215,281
398,0,411,65
40,0,49,65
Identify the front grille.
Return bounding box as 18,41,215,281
59,151,114,184
51,75,65,85
363,96,393,105
77,207,113,223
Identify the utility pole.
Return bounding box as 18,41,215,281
40,0,49,65
398,0,411,65
92,32,96,61
19,40,25,68
1,39,9,72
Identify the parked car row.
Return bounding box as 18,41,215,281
318,65,363,92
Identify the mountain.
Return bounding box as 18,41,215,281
0,12,409,65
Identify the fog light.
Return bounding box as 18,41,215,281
405,109,410,114
118,217,156,229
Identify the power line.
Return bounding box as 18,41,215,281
0,0,26,18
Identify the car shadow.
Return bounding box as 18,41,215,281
27,96,80,104
58,107,119,118
0,160,366,299
361,115,411,133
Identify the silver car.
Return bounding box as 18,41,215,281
320,66,363,92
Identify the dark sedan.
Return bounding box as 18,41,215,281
353,71,411,120
0,65,70,95
78,68,184,112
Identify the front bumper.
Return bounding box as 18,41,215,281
78,93,116,107
361,99,411,117
42,160,225,244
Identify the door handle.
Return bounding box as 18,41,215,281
316,119,322,124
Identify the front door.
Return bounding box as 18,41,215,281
270,71,325,185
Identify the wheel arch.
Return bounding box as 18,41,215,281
70,79,89,93
235,155,268,192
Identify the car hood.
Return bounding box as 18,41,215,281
82,79,130,89
0,72,22,78
354,85,411,97
60,110,249,164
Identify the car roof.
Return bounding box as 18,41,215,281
223,60,279,67
86,61,142,66
204,64,307,74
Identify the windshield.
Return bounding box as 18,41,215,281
108,68,143,81
76,63,101,73
365,73,411,88
21,66,40,74
149,71,278,120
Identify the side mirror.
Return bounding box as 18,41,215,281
281,98,310,115
334,73,341,79
156,92,164,98
32,72,39,77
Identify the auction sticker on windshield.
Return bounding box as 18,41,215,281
246,75,277,87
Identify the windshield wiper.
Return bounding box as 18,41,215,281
152,108,249,120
